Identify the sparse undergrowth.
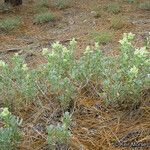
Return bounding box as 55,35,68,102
91,31,113,44
139,1,150,10
33,0,50,13
91,6,103,18
106,2,121,14
54,0,71,9
0,17,21,32
0,3,12,13
110,15,125,30
34,12,56,24
125,0,136,3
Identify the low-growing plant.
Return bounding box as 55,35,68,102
47,112,71,149
0,108,22,150
124,0,136,3
139,1,150,10
71,33,149,109
54,0,71,9
106,2,121,14
0,17,21,32
0,54,38,109
0,3,12,13
0,33,149,111
71,45,105,98
37,0,49,7
34,12,56,24
33,0,49,13
102,33,149,109
111,16,125,30
42,39,77,108
91,31,113,44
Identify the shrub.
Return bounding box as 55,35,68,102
91,31,113,44
107,3,121,14
139,1,150,10
42,39,77,108
70,33,149,110
102,33,149,109
47,112,71,149
0,108,22,150
111,16,125,30
71,43,104,97
0,54,38,109
0,33,149,111
34,12,56,24
0,17,21,32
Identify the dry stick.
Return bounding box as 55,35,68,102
0,48,22,54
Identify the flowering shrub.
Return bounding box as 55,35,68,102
0,33,149,110
0,108,22,150
71,43,104,96
0,54,37,109
103,33,149,109
42,39,77,108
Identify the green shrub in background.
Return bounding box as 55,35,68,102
107,2,121,14
0,108,22,150
33,0,50,13
47,112,71,149
0,3,12,13
139,1,150,10
34,12,56,24
36,0,49,8
54,0,71,9
111,15,125,30
91,31,113,44
0,17,21,32
125,0,136,3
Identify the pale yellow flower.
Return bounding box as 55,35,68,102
0,108,11,117
42,48,48,55
0,60,6,67
84,46,93,54
129,66,138,77
22,64,28,71
134,47,148,57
